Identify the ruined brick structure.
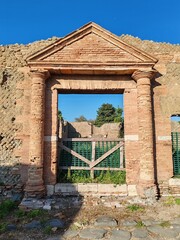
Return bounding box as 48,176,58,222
59,121,122,138
0,22,180,198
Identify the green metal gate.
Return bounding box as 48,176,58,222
58,138,124,180
172,132,180,175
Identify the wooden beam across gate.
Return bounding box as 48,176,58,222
60,143,91,165
59,138,124,178
90,142,123,168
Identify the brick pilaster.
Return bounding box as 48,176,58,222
132,70,157,197
25,70,50,197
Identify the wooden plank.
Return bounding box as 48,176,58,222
60,166,90,170
120,145,124,168
60,138,123,142
60,166,125,171
90,142,124,168
60,143,91,166
91,141,96,178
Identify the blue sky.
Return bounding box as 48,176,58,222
1,0,180,121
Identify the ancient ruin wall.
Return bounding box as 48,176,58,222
0,34,180,189
60,121,121,138
0,38,58,188
120,35,180,117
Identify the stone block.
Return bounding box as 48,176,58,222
78,183,98,194
97,184,127,195
46,185,54,196
169,178,180,186
127,185,138,196
54,183,78,194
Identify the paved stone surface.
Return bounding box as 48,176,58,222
110,229,131,240
171,224,180,233
147,225,179,238
45,219,65,228
63,229,79,238
94,216,118,227
79,228,107,239
122,220,137,227
7,224,17,231
4,212,180,240
46,237,62,240
24,220,41,229
142,219,157,226
132,228,148,238
170,218,180,225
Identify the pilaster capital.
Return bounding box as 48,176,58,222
30,70,50,80
132,70,156,82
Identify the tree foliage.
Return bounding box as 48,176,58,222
95,103,123,127
58,110,63,121
75,115,88,122
114,107,123,123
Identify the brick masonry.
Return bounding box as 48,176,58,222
0,23,180,198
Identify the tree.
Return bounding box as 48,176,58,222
58,110,63,121
75,115,88,122
114,106,123,123
95,103,117,127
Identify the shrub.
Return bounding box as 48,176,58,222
0,200,16,218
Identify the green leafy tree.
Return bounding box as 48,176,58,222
95,103,117,127
58,110,63,121
114,106,123,123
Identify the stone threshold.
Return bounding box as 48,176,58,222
46,183,138,197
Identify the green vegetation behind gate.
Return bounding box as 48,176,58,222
58,169,126,185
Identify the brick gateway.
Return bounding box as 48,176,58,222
1,22,180,199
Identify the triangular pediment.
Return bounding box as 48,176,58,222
27,22,158,73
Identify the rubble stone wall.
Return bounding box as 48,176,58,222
0,38,58,190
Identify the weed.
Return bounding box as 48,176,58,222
136,221,145,228
175,198,180,205
59,169,126,184
70,223,80,230
159,221,171,227
0,223,7,233
0,200,17,218
14,209,26,218
43,225,52,234
127,204,144,212
164,196,175,205
27,209,47,219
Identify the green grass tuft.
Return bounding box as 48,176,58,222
127,204,144,212
136,221,145,228
175,198,180,205
27,209,47,219
43,225,52,234
0,223,7,233
159,221,171,227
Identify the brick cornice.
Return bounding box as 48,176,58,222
132,70,156,81
30,70,50,80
